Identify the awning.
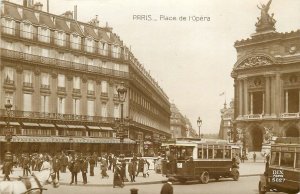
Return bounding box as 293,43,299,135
39,123,55,128
22,122,39,127
56,124,68,128
0,121,20,126
100,126,113,131
67,125,86,129
87,126,101,130
0,136,136,144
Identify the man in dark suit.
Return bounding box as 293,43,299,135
81,157,88,184
161,178,174,194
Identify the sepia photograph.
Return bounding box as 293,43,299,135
0,0,299,193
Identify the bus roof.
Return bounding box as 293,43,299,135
274,137,300,144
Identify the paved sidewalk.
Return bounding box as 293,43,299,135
0,161,265,186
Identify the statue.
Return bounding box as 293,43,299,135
255,0,276,33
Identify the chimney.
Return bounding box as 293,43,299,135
47,0,49,12
23,0,28,7
74,5,77,21
34,2,43,11
62,11,73,19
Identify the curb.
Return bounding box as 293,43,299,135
0,174,262,187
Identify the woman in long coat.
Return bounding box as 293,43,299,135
113,163,124,188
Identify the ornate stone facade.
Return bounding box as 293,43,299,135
231,3,300,152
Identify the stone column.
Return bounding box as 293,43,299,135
81,78,87,115
270,76,276,116
298,89,300,114
285,91,288,113
265,76,270,115
66,74,73,114
243,78,248,115
262,93,265,115
250,93,253,115
33,70,40,112
51,72,58,113
95,80,101,116
238,79,243,116
276,73,284,116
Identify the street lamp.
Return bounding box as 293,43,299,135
4,100,13,162
116,82,127,156
197,116,202,139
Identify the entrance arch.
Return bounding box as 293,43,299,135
285,127,299,137
250,127,263,152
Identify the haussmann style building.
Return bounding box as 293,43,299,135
0,0,171,160
231,1,300,153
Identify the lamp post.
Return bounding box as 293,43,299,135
4,100,13,162
116,82,127,156
197,117,202,139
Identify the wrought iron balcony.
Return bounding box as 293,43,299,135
280,113,300,118
57,86,66,92
41,84,50,89
73,88,81,93
0,109,116,123
4,79,14,85
23,82,33,88
1,48,129,78
87,90,95,95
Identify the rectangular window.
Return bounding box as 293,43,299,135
101,102,107,117
286,89,300,113
23,93,32,111
57,74,65,87
73,76,80,89
57,97,65,114
21,22,33,39
112,45,120,58
41,95,49,113
280,152,294,168
87,100,94,116
85,38,94,52
24,45,31,54
252,92,263,114
101,81,107,93
114,63,120,71
88,81,94,91
4,67,14,82
73,99,80,115
41,73,50,86
38,27,50,43
2,18,15,35
55,31,65,46
271,151,280,166
23,70,32,83
99,42,108,56
70,34,81,50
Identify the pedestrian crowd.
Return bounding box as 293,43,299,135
1,151,152,188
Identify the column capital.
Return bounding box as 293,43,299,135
237,75,248,80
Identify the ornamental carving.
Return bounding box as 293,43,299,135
236,56,273,70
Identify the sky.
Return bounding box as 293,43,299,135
10,0,300,134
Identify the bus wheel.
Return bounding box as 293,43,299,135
232,168,239,181
215,176,220,182
258,181,266,194
200,171,209,184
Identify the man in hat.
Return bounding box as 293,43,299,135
2,160,12,181
81,157,88,184
160,178,174,194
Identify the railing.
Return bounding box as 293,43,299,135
73,88,81,93
41,84,50,89
0,109,116,123
87,90,95,95
23,82,33,88
281,113,300,118
4,79,14,85
57,86,66,92
101,92,108,97
1,48,129,78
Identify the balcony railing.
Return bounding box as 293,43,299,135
57,87,66,92
23,82,33,88
41,84,50,89
101,92,108,97
73,88,81,93
87,90,95,95
0,109,116,123
281,113,300,118
1,49,129,78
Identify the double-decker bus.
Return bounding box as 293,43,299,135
258,137,300,194
161,138,240,184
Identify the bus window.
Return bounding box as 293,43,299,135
198,149,203,159
271,151,279,166
208,149,213,159
296,153,300,169
186,147,193,159
215,149,223,159
280,152,294,168
225,149,231,159
203,148,208,159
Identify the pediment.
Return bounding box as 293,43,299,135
234,55,274,70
